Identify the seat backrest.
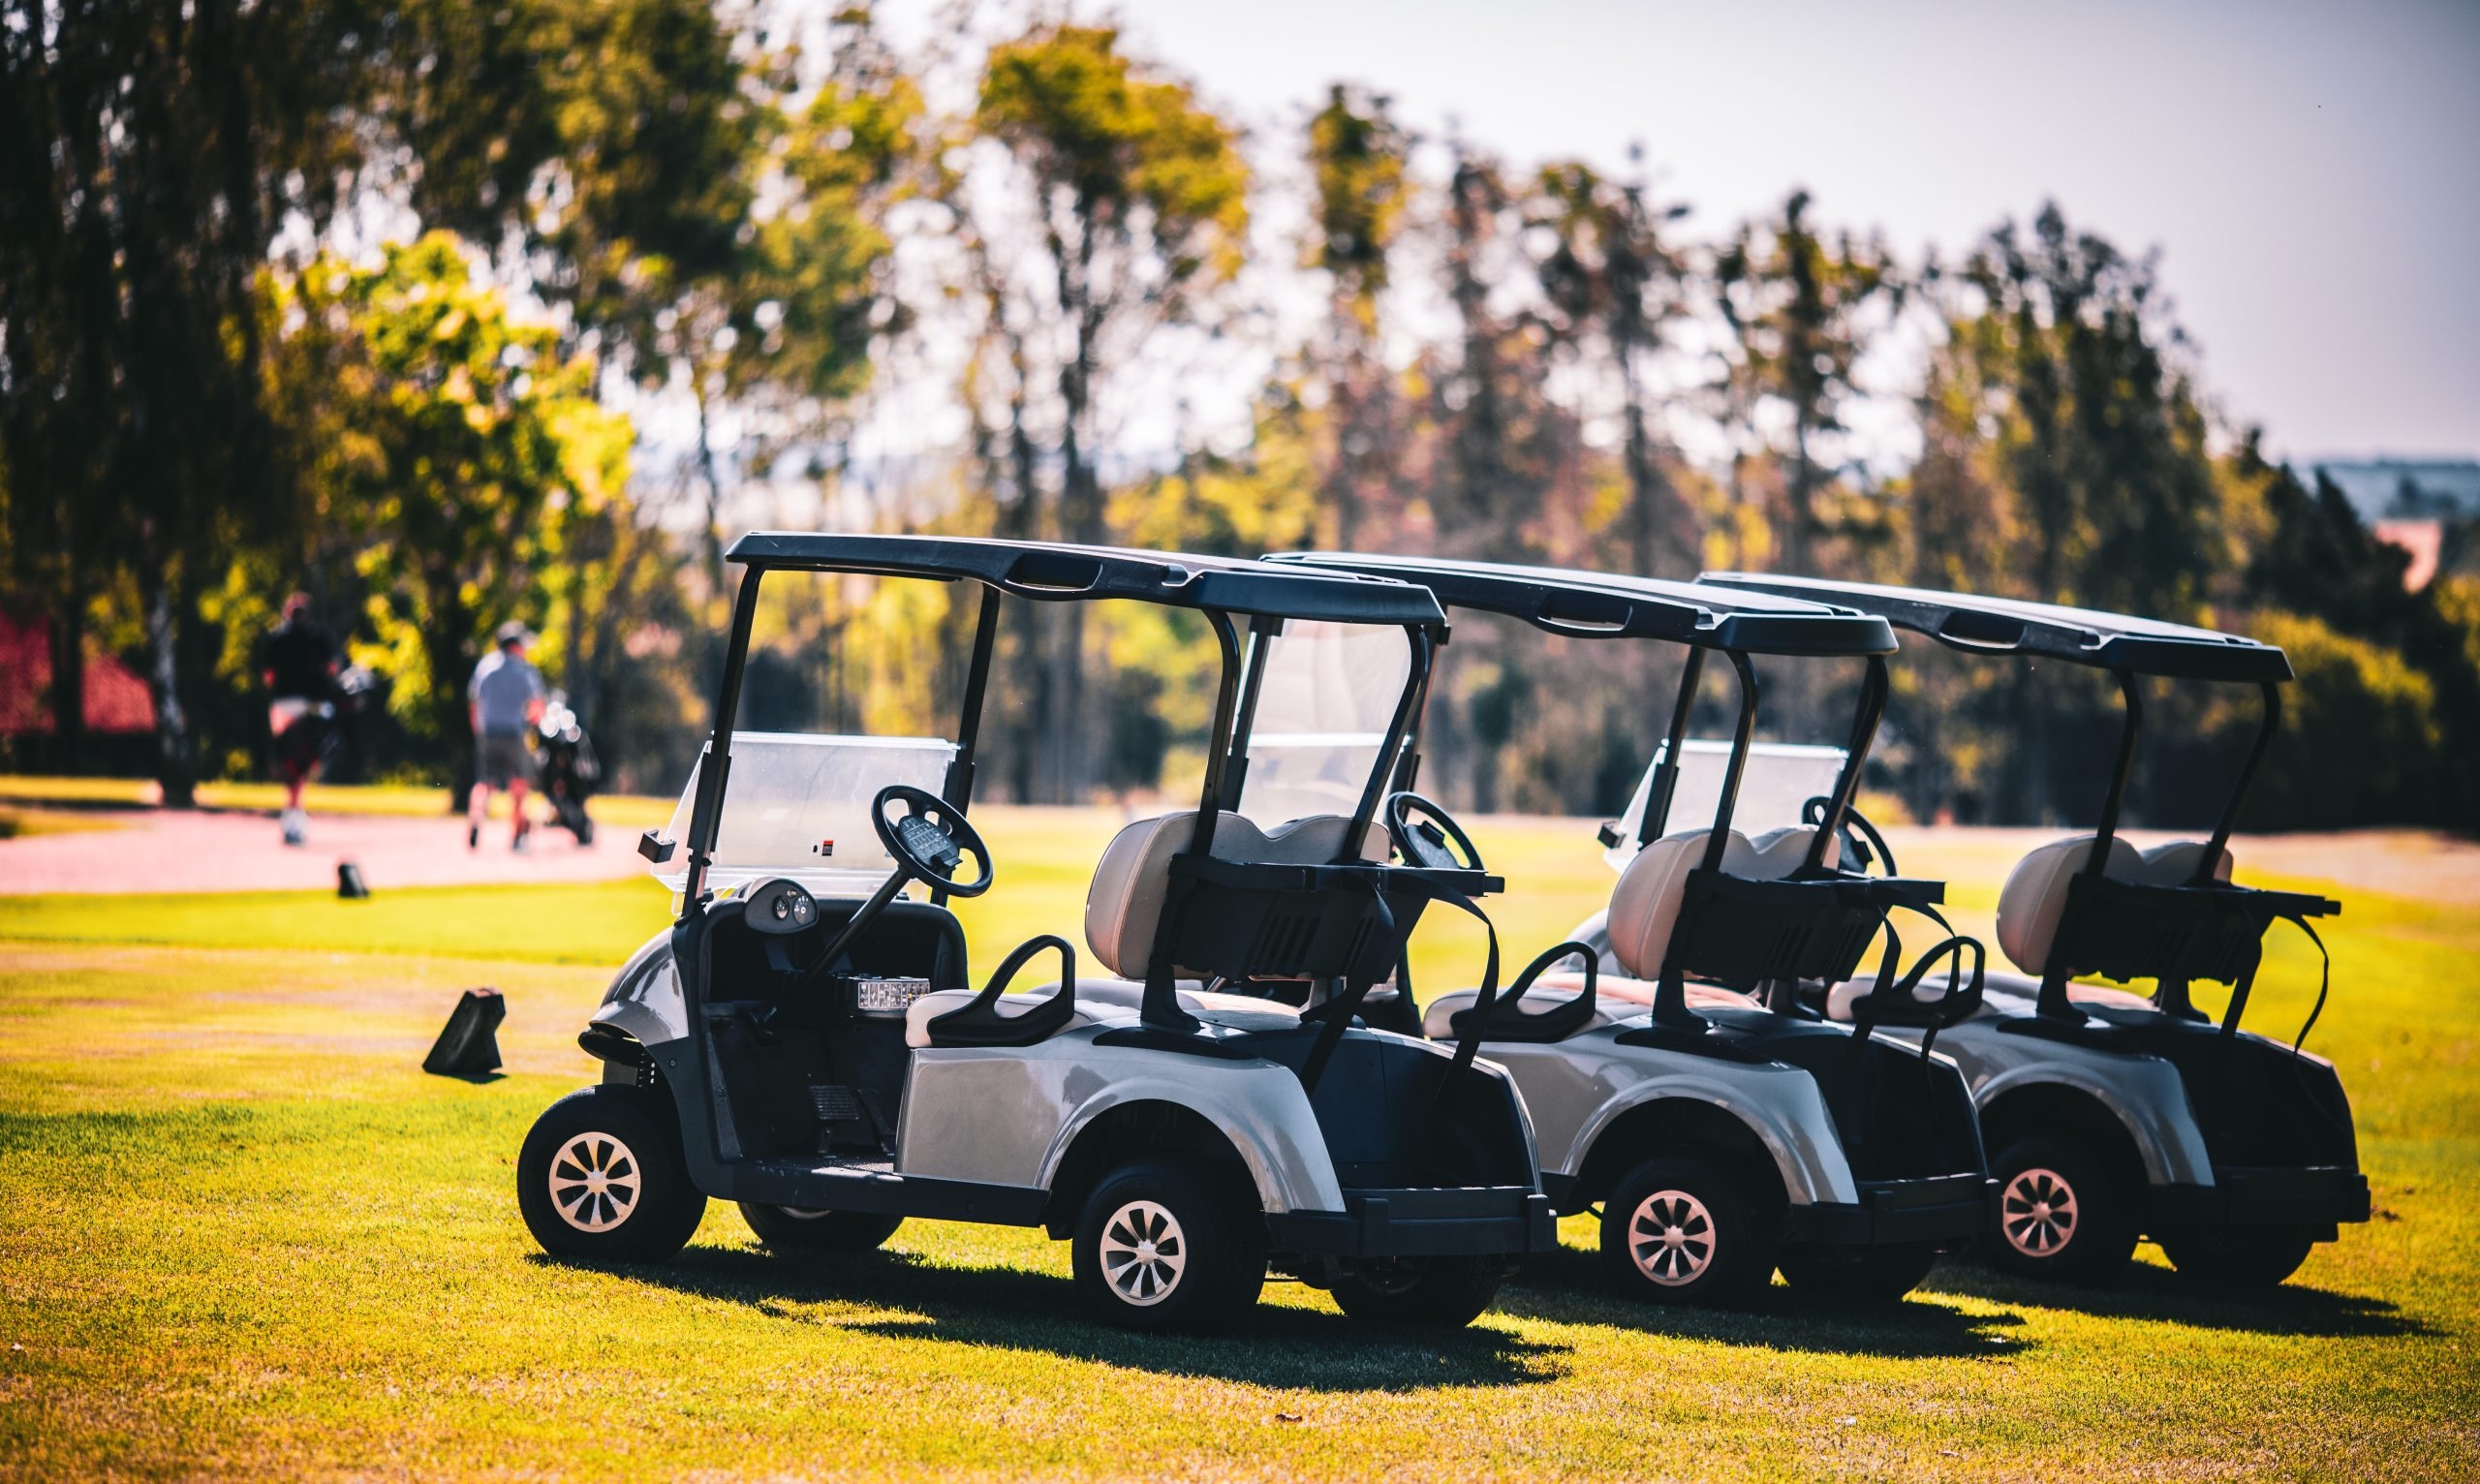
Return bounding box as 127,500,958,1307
1604,825,1835,979
1082,811,1390,979
1997,833,2238,975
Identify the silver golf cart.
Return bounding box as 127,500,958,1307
517,534,1557,1332
1700,574,2368,1288
1266,554,1992,1306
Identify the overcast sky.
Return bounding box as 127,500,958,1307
1064,0,2478,462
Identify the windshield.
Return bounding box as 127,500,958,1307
655,731,958,896
1602,739,1849,870
1235,620,1410,827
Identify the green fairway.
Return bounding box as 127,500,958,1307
2,818,2475,1479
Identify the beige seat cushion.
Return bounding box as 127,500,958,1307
1083,811,1389,980
902,987,1128,1049
1605,825,1835,979
1527,969,1760,1012
1051,976,1303,1029
1996,835,2236,975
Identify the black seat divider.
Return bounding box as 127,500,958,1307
924,936,1078,1048
1449,940,1600,1043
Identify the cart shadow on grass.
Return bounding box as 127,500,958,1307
1491,1244,2033,1361
1927,1256,2434,1340
535,1245,1569,1392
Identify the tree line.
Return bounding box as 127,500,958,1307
4,3,2472,831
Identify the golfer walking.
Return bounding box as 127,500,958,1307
468,622,546,851
259,593,341,847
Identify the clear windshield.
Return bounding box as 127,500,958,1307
1235,620,1411,827
1602,739,1850,870
654,731,959,896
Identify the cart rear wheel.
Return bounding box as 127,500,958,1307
1070,1160,1265,1332
1600,1155,1781,1307
1777,1241,1940,1302
739,1202,904,1252
1328,1258,1503,1327
2157,1224,2318,1289
1984,1136,2137,1283
518,1086,706,1262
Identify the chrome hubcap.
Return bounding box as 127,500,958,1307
1627,1189,1716,1286
549,1132,641,1233
2000,1167,2078,1257
1099,1199,1186,1307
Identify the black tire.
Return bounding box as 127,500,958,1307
1070,1160,1266,1332
1983,1135,2138,1283
1328,1258,1504,1327
518,1085,707,1262
739,1201,904,1252
2157,1224,2318,1290
1777,1242,1940,1303
1598,1155,1782,1307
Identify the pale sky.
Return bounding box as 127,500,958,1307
1078,0,2479,462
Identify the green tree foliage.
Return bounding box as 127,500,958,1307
1304,84,1410,547
264,234,632,779
972,23,1249,801
1715,191,1901,577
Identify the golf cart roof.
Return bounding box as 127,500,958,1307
725,533,1444,628
1267,553,1897,656
1696,573,2292,683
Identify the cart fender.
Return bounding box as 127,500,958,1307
1971,1054,2213,1188
588,930,688,1048
1568,1072,1860,1208
1038,1067,1348,1216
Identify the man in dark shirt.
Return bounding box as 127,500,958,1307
258,593,340,846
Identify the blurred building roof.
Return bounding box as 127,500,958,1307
0,608,156,735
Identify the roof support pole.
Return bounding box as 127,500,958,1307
2199,680,2279,882
1637,645,1708,847
1701,651,1761,874
681,563,765,915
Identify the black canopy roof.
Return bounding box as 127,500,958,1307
1698,573,2292,683
1268,552,1897,656
725,533,1444,627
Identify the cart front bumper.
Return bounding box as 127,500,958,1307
1266,1187,1558,1258
2151,1165,2370,1232
1782,1173,1992,1248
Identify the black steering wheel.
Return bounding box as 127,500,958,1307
1383,790,1485,872
873,785,995,897
1804,795,1898,877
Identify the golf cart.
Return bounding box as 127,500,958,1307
517,534,1556,1331
1266,554,1991,1305
1699,573,2368,1288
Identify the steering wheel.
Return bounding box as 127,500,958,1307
873,785,995,898
1804,795,1898,877
1383,790,1485,872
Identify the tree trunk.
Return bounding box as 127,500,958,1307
139,552,195,807
47,587,89,770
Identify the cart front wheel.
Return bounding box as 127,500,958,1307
1777,1241,1940,1302
2157,1224,2318,1289
1070,1160,1264,1333
1328,1257,1504,1327
517,1085,706,1262
740,1202,904,1252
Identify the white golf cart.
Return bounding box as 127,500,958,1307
1699,574,2368,1288
1265,554,1993,1306
516,535,1555,1331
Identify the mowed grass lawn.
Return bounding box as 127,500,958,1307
1,810,2474,1479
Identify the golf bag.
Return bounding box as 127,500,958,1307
537,694,601,845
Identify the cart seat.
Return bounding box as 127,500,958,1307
1997,834,2233,975
1051,976,1305,1029
1524,970,1760,1012
1606,824,1836,978
1420,985,1620,1040
903,988,1129,1049
1084,810,1391,979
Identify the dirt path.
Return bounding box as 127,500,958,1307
0,806,646,896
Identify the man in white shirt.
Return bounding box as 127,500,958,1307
468,622,547,850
